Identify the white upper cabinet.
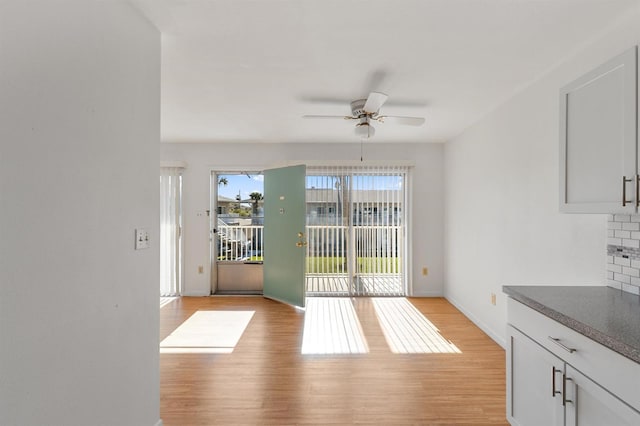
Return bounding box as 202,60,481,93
560,46,637,213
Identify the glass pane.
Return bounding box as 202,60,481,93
216,173,264,261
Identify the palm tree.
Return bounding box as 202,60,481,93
249,192,263,216
218,177,228,186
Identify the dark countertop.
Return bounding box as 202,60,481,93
503,286,640,364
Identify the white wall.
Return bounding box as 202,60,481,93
0,3,161,425
161,142,444,297
444,6,640,347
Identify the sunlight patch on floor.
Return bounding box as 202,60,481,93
372,298,462,354
160,310,254,354
301,297,369,355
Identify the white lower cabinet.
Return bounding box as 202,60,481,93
507,326,564,426
565,365,640,426
507,300,640,426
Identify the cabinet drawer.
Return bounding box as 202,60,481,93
507,298,640,412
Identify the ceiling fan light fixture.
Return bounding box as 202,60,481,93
355,122,375,138
304,91,424,138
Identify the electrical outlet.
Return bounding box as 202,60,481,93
422,267,429,276
491,293,496,305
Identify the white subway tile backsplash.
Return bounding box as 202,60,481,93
607,214,640,294
623,222,640,231
614,273,631,284
608,263,623,273
615,230,631,239
615,214,631,222
614,257,631,267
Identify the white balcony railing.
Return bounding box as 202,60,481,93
217,224,401,271
216,225,263,261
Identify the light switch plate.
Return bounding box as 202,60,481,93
135,228,150,250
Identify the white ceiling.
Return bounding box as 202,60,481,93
132,0,638,144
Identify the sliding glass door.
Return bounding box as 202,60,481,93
305,166,408,297
305,172,350,294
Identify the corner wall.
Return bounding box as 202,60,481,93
161,142,444,297
0,3,161,425
444,6,640,347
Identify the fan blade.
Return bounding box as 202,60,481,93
362,69,389,95
302,115,354,120
363,92,388,113
377,115,425,126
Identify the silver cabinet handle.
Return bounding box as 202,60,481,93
623,176,633,206
551,367,562,397
562,374,573,406
636,175,639,207
548,336,576,353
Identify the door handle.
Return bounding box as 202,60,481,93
296,231,307,248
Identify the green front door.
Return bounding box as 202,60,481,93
263,165,307,308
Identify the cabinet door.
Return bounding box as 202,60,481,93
507,325,565,426
565,365,640,426
559,46,637,213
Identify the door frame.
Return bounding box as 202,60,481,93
209,168,264,295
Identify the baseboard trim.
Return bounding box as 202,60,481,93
181,291,210,297
410,291,444,297
445,295,506,349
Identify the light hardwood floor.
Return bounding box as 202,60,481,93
160,296,508,425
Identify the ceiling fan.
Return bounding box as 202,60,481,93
302,92,425,138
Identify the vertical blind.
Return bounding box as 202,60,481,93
306,165,408,296
160,167,183,296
